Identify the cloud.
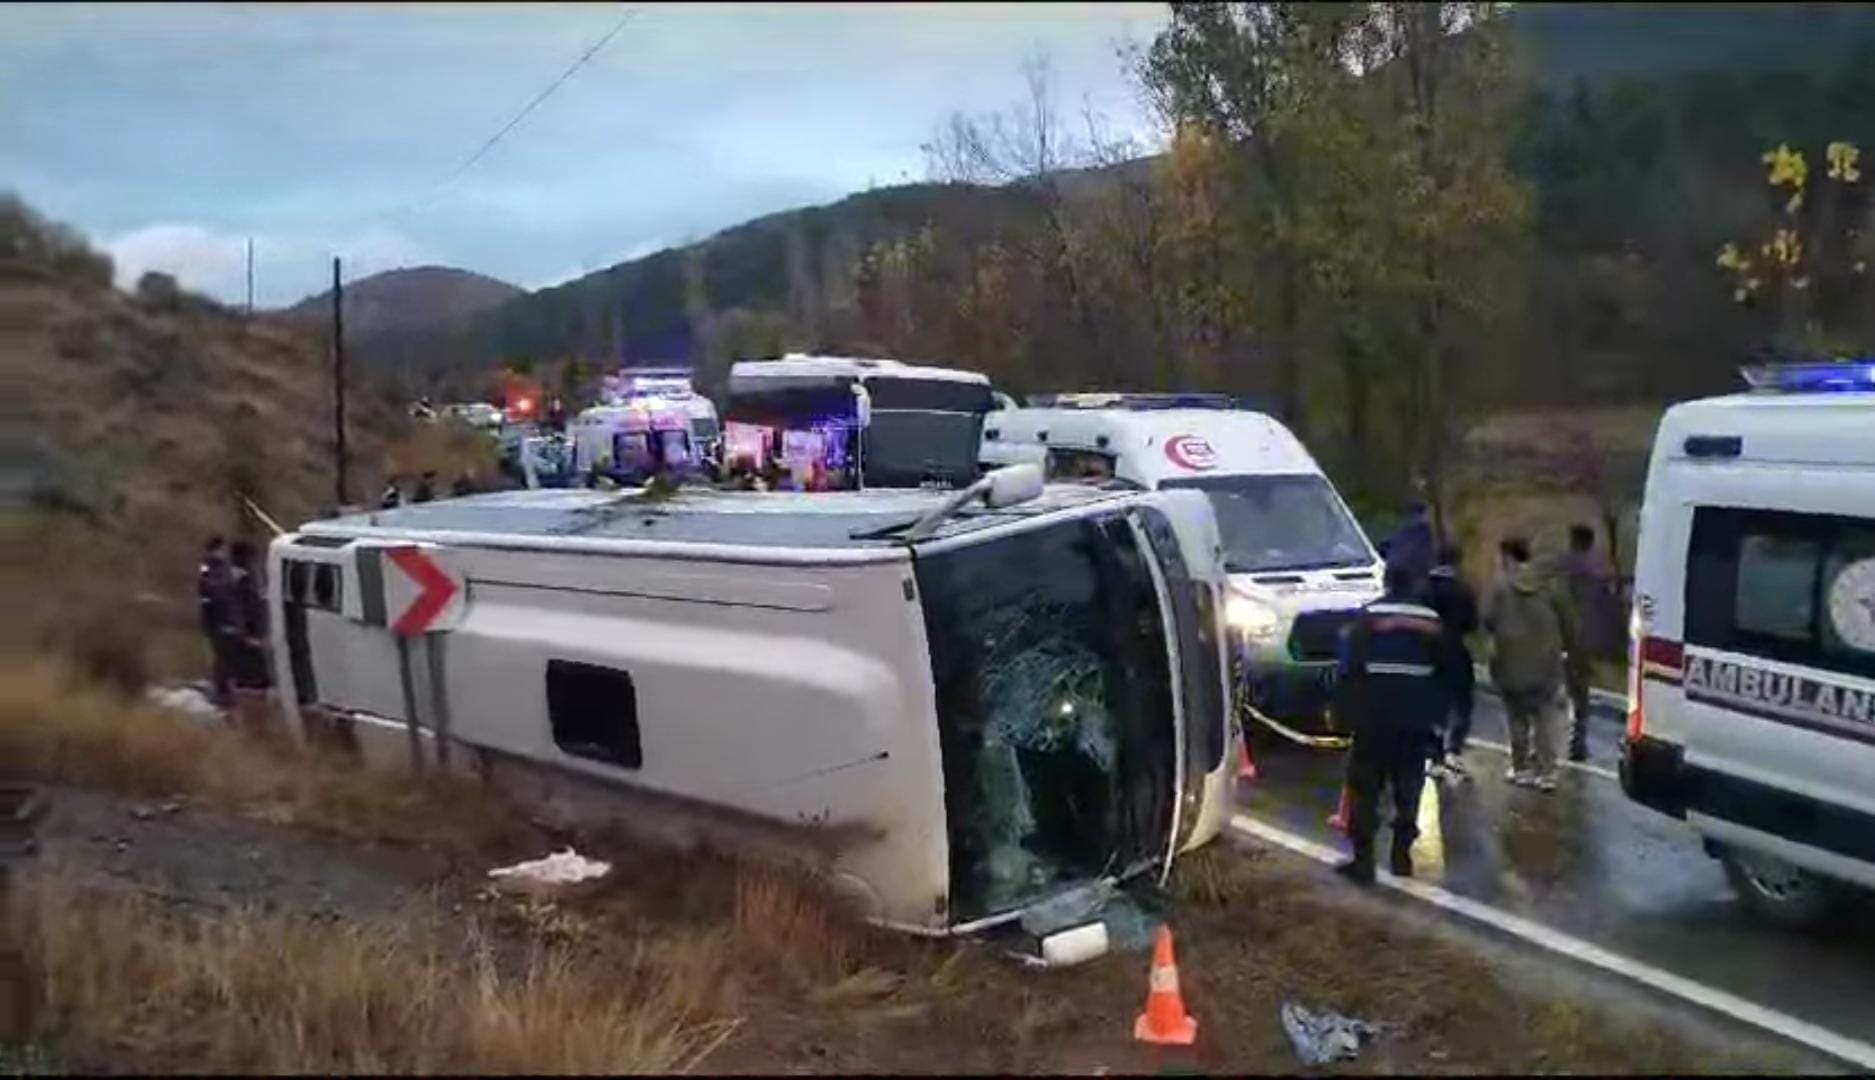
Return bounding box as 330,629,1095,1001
103,223,436,307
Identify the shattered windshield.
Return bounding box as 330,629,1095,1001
1164,474,1375,573
914,512,1178,921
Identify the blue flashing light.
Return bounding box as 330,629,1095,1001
1741,360,1875,394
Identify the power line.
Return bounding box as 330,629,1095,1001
388,5,638,223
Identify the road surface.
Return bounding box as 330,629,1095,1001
1235,690,1875,1055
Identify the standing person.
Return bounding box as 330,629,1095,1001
1333,561,1453,884
224,540,274,736
1482,537,1571,791
196,536,233,706
1557,523,1614,762
1426,543,1480,779
1381,501,1436,597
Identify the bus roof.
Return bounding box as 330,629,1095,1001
300,484,1127,552
731,354,991,386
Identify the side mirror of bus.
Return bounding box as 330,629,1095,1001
984,463,1044,509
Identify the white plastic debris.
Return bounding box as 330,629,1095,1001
487,848,612,886
1280,1000,1383,1066
146,685,225,727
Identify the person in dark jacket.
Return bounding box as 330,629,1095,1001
1557,523,1615,761
1426,543,1480,780
1380,501,1436,597
1333,560,1454,884
412,472,437,504
224,540,273,734
197,536,233,705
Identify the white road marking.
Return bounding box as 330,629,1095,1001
1465,737,1621,782
1227,813,1875,1072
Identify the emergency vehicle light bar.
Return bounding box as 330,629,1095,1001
1027,392,1238,411
1740,360,1875,394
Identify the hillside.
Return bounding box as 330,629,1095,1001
370,4,1873,413
4,194,400,684
279,265,522,385
280,264,521,338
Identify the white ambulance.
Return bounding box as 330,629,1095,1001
1621,361,1875,925
981,394,1384,747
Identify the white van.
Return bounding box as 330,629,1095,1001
1621,361,1875,925
267,468,1234,947
981,394,1384,747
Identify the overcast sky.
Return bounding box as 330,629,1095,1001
3,2,1167,307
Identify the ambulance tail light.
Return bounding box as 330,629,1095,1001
1625,611,1644,743
1627,625,1684,743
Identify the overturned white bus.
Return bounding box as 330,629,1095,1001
267,468,1234,945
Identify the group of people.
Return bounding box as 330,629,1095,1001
195,536,272,732
1330,504,1621,884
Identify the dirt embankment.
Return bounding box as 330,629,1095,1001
2,659,1828,1075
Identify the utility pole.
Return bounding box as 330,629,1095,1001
245,237,254,316
332,256,348,508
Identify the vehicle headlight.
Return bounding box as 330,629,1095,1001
1225,593,1283,643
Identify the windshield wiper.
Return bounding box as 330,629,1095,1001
849,516,921,541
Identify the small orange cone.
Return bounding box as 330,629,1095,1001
1327,785,1352,833
1237,738,1257,781
1133,926,1198,1046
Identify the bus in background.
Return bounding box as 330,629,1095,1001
982,393,1384,749
722,355,995,491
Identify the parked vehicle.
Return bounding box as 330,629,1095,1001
1620,360,1875,926
723,355,995,490
266,466,1235,950
438,402,504,432
594,366,722,467
571,400,704,486
981,393,1384,748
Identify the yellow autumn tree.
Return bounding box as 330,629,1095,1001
1717,139,1871,358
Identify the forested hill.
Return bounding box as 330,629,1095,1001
381,4,1873,418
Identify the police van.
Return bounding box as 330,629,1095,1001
981,393,1384,747
1621,361,1875,925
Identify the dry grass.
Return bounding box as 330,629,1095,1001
1159,845,1803,1075
19,868,731,1075
0,657,523,853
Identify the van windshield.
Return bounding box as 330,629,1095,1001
1163,474,1375,573
914,513,1178,921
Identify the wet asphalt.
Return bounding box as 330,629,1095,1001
1234,691,1875,1050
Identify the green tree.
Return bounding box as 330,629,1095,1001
1139,3,1363,425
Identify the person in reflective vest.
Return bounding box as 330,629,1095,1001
1332,560,1454,884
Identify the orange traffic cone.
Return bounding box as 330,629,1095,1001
1327,785,1352,833
1133,926,1199,1046
1237,738,1257,781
